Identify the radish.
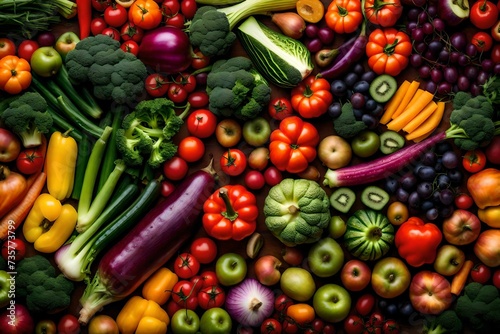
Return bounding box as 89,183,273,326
78,160,217,324
323,132,447,188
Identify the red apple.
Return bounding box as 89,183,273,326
0,128,21,163
474,229,500,267
0,303,34,334
442,209,481,245
281,246,304,266
254,255,282,286
409,271,453,315
492,269,500,289
340,259,371,292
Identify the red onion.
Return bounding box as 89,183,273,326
271,12,306,39
138,26,193,74
225,278,275,327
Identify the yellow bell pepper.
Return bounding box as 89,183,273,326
45,130,78,200
478,206,500,228
116,296,170,334
22,193,77,253
142,267,178,305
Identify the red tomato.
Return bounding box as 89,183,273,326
220,148,247,176
282,319,299,334
163,156,189,180
180,0,197,19
1,238,26,262
364,0,403,27
174,252,201,279
0,38,16,59
197,285,225,309
382,319,400,334
471,263,492,284
92,0,112,11
91,17,108,36
101,27,121,41
120,40,139,56
165,12,185,28
344,314,365,334
470,0,499,29
145,73,169,97
191,50,211,69
454,193,474,210
355,293,376,316
492,269,500,289
462,149,487,173
268,97,294,120
187,91,210,108
160,180,175,197
162,0,181,16
104,4,129,27
120,21,144,42
244,170,266,190
17,40,39,62
57,315,80,334
177,136,205,162
274,293,294,312
186,109,217,138
171,280,199,310
198,270,219,288
472,31,494,52
368,311,384,327
175,72,197,93
264,166,283,186
492,44,500,63
167,83,188,103
261,318,282,334
15,147,44,175
190,237,218,264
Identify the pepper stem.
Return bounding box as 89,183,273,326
219,188,238,221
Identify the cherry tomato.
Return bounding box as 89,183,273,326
268,96,294,120
165,12,186,28
274,293,294,312
174,252,201,279
91,17,108,36
163,156,189,181
175,72,197,93
492,44,500,64
166,299,183,318
471,263,492,284
180,0,197,19
344,314,365,334
57,314,80,334
191,50,211,69
171,280,199,310
264,166,283,186
471,31,494,52
462,149,487,173
244,170,266,190
186,109,217,138
16,147,45,175
470,0,499,29
1,238,26,262
355,293,376,316
197,284,225,309
120,40,139,56
0,38,16,59
492,268,500,289
145,73,170,97
162,0,181,16
382,319,400,334
92,0,112,11
101,27,121,41
17,40,39,62
104,4,129,27
368,311,385,328
198,270,219,288
177,136,205,162
220,148,247,176
454,193,474,210
189,275,205,294
188,91,210,108
167,82,188,103
160,180,175,197
190,237,218,264
120,21,144,42
282,319,299,334
261,318,282,334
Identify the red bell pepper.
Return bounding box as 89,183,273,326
394,217,442,267
202,185,258,241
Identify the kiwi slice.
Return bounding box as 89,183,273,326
379,130,405,154
330,187,356,213
369,74,397,103
361,185,390,210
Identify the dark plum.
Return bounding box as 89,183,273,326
364,99,378,112
305,24,319,38
396,188,410,203
421,200,434,211
408,191,421,208
417,166,436,181
448,170,463,184
439,188,455,206
400,172,418,190
436,174,451,189
353,80,370,94
361,114,379,129
330,80,348,96
417,182,433,199
385,178,399,194
353,63,365,76
344,72,359,88
350,92,366,109
441,150,459,169
421,151,437,166
426,207,439,221
317,27,335,45
328,102,342,118
360,71,377,83
305,38,322,53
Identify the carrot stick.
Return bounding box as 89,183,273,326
380,80,411,124
405,101,445,141
451,259,474,296
0,172,47,241
387,90,434,132
390,80,420,119
402,100,438,133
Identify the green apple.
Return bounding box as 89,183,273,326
199,308,232,334
351,130,381,158
307,237,344,278
313,284,351,323
242,117,271,147
433,244,465,276
371,257,411,299
0,270,11,308
215,253,247,286
328,215,347,239
30,46,63,77
171,309,200,334
280,267,316,302
54,32,80,59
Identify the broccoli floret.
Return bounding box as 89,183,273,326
1,92,53,148
455,282,500,333
206,57,271,120
422,310,462,334
16,255,74,313
117,98,189,168
333,102,367,139
452,91,471,111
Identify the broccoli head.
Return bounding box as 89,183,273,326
333,102,367,139
455,282,500,333
422,310,462,334
1,92,53,147
117,98,189,168
206,57,271,120
16,255,74,313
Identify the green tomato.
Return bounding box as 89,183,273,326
215,253,247,286
30,46,63,77
199,308,232,334
307,237,344,278
280,267,316,301
0,270,11,308
351,130,380,158
171,309,200,334
313,284,351,323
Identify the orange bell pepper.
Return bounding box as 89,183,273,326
0,55,31,95
116,296,169,334
467,168,500,209
142,267,178,305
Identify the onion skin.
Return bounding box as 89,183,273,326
138,26,193,74
271,12,306,39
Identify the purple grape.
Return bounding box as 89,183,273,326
443,67,458,83
438,49,450,63
414,41,428,54
353,108,364,120
422,22,434,35
421,200,434,211
385,179,399,194
482,59,494,72
418,11,428,23
407,8,421,21
408,191,421,209
361,71,377,83
430,68,443,83
428,40,444,55
425,81,437,93
396,188,410,203
350,92,366,109
417,166,436,181
195,72,208,86
412,28,425,42
439,189,455,206
365,99,377,111
427,5,438,17
449,51,460,63
422,151,437,166
353,80,370,94
426,207,439,221
410,54,423,67
407,21,418,34
440,206,454,218
305,38,322,53
436,141,453,154
361,114,379,129
417,182,433,199
370,104,384,117
464,65,479,80
450,32,467,51
433,18,446,32
441,151,459,169
458,54,471,66
330,80,348,96
466,43,478,57
456,75,470,91
436,174,451,189
328,102,342,118
400,172,418,190
476,71,490,85
470,83,482,96
317,27,335,45
495,64,500,74
448,170,463,184
424,50,438,61
419,65,432,79
413,0,427,6
305,24,319,38
344,72,359,88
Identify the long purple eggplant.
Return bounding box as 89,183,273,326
78,160,217,324
319,23,368,79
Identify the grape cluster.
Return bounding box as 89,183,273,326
327,64,384,128
385,142,464,221
405,4,499,96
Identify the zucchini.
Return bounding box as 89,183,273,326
236,16,314,88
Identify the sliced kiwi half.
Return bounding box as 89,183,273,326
361,185,390,210
330,187,356,213
379,130,405,155
369,74,397,103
